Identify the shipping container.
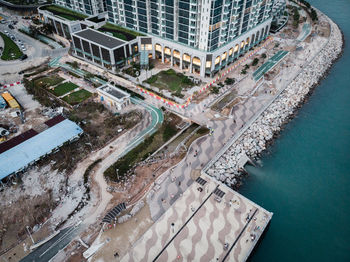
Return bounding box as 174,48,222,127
1,92,20,109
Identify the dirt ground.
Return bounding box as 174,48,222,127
0,79,141,257
106,153,184,207
0,165,65,258
91,203,154,262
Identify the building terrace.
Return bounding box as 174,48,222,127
98,22,144,42
39,4,88,21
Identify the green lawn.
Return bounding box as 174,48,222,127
145,69,194,94
62,89,92,105
4,0,44,5
52,82,78,96
40,5,87,21
98,22,144,41
0,32,23,60
34,76,64,88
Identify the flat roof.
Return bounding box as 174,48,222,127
98,84,130,100
74,29,125,49
121,176,272,261
0,119,83,180
39,5,88,21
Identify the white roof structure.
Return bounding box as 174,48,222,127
0,119,83,179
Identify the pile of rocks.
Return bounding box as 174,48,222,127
207,16,343,187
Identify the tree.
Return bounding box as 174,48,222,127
292,7,300,28
225,77,235,85
251,58,259,66
41,23,54,35
85,72,94,79
310,8,318,21
211,85,220,94
241,69,247,75
29,25,39,37
71,61,79,69
261,53,267,59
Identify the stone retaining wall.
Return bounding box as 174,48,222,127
206,12,344,187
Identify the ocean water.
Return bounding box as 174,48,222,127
240,1,350,261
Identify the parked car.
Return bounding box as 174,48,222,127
20,54,27,60
8,24,14,29
4,30,8,34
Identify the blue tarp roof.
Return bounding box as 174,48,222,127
0,96,6,109
0,119,83,180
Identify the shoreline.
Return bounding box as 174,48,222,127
258,29,345,157
206,10,344,188
257,29,345,158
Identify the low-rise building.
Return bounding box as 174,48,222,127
71,28,144,71
97,84,131,110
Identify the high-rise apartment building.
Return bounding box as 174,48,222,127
45,0,277,77
54,0,105,15
104,0,275,76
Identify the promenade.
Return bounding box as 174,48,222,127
122,175,272,262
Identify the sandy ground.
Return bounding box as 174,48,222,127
91,203,154,262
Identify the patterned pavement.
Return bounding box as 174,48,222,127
148,93,272,222
122,177,272,261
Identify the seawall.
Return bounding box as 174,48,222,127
205,9,344,187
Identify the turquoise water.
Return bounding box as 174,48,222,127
241,1,350,261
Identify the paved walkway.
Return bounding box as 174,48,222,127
148,91,272,221
147,24,329,222
253,50,289,81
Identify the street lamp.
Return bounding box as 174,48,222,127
26,226,34,244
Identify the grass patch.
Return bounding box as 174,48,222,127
145,69,194,94
3,0,43,4
0,32,23,60
40,5,88,20
68,71,81,78
211,90,237,111
104,118,179,182
23,78,64,107
34,75,64,88
98,22,144,41
111,84,144,100
52,82,78,96
185,127,209,148
123,66,140,77
162,123,199,152
62,89,92,105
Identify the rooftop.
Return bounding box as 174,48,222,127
74,29,125,49
98,84,130,100
121,175,272,261
39,5,88,21
0,119,83,180
98,22,144,41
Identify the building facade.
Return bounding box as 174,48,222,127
104,0,275,76
97,84,131,110
71,28,143,71
53,0,105,15
44,0,279,77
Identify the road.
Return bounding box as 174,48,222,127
0,16,68,80
19,225,81,262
